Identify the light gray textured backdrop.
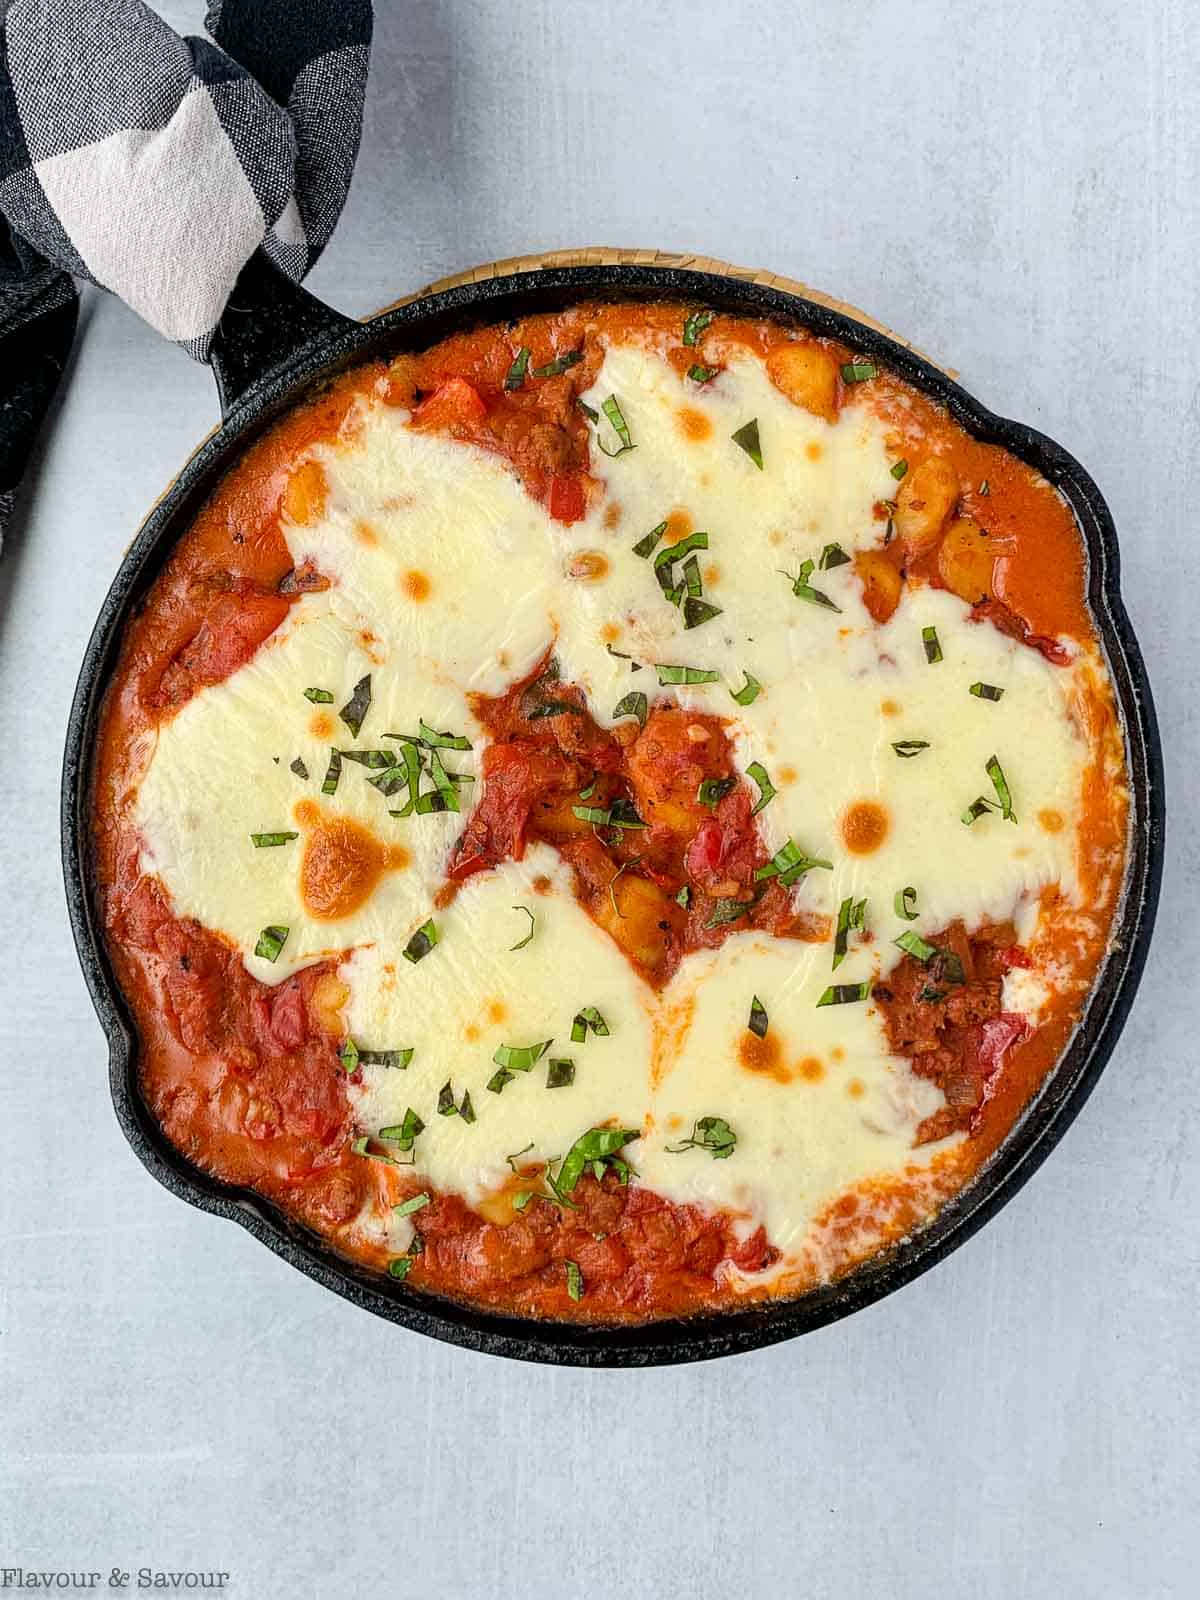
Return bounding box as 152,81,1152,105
2,2,1196,1596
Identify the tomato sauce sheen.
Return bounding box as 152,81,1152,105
93,302,1127,1322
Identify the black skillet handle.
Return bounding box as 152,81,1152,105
209,252,362,420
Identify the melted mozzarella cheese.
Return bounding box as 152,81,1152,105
551,345,899,722
638,931,946,1259
346,845,653,1202
131,334,1102,1281
346,847,945,1257
133,593,483,983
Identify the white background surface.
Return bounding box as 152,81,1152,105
2,2,1196,1595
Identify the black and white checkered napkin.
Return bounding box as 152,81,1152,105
0,0,373,538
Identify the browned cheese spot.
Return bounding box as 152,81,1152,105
677,407,712,442
841,800,890,855
299,817,408,921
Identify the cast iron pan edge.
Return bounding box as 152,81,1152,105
62,257,1164,1366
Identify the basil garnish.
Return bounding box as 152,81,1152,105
254,925,288,962
338,674,372,738
731,418,763,469
666,1116,736,1160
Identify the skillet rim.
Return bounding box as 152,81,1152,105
61,262,1165,1366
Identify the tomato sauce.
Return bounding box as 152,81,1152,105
93,302,1127,1323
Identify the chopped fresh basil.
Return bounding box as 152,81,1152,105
402,919,439,964
352,1136,410,1168
746,760,777,814
605,642,643,672
675,885,691,909
487,1067,515,1094
895,929,938,962
986,754,1017,821
893,931,965,985
922,625,943,664
607,798,646,831
577,399,599,422
438,1081,473,1120
506,1143,535,1171
493,1039,552,1073
784,558,840,612
570,1006,610,1043
666,1115,737,1160
254,925,288,962
979,479,990,496
383,741,423,815
339,674,372,738
556,1126,640,1193
572,804,613,826
832,896,868,971
546,1058,576,1089
731,418,763,469
339,748,396,768
962,796,999,825
339,1038,360,1075
418,719,472,751
250,831,298,847
303,687,334,704
816,981,871,1006
919,986,948,1004
527,698,583,721
748,996,768,1039
289,757,309,781
819,542,851,570
729,671,762,706
841,361,878,383
654,530,709,595
687,363,718,384
684,597,723,630
891,458,909,480
321,747,342,796
393,1192,431,1218
891,740,930,758
597,395,635,457
697,776,735,809
895,885,919,921
387,1255,414,1280
504,346,531,390
533,349,582,378
369,765,408,797
379,1107,424,1149
413,748,463,813
359,1047,414,1070
564,1258,584,1300
656,664,720,685
754,838,832,888
704,896,751,928
510,905,536,950
633,520,668,558
613,690,649,726
970,681,1005,701
682,308,714,346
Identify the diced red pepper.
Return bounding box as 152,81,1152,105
412,377,487,430
547,473,586,524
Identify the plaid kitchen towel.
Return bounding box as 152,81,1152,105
0,0,373,538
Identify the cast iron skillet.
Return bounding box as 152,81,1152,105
62,253,1164,1366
